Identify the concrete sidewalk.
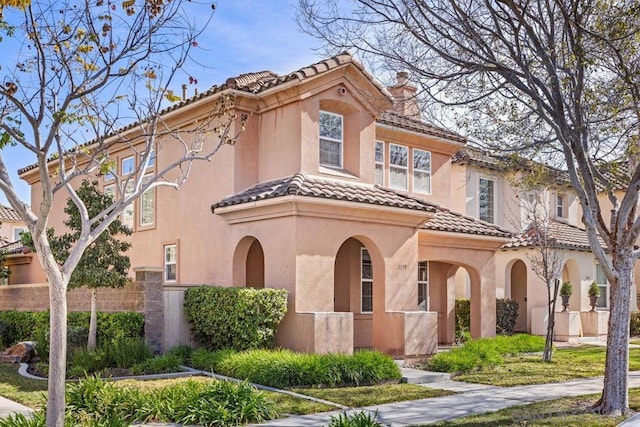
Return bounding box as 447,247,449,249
255,371,640,426
0,395,31,419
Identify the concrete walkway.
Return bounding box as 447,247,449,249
255,371,640,426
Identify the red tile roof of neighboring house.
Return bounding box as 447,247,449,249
0,240,26,255
212,172,438,213
0,205,21,222
421,208,512,238
502,219,605,251
377,111,466,143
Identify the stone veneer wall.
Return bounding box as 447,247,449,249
0,281,145,312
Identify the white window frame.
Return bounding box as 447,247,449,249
122,181,134,230
595,263,610,309
361,248,373,313
389,143,408,190
479,177,495,223
121,156,135,176
319,111,343,168
140,175,155,227
556,194,565,218
418,261,429,311
164,244,177,282
12,227,27,242
413,148,432,194
375,141,384,186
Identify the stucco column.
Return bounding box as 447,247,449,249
135,267,164,354
470,263,497,338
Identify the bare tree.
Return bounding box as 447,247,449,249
0,1,244,425
518,191,565,362
299,0,640,415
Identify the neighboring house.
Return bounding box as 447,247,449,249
0,204,27,245
452,147,636,337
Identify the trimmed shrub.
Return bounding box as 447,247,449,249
190,348,236,372
631,311,640,336
455,299,470,337
0,310,144,349
167,344,193,365
496,298,519,335
184,286,287,351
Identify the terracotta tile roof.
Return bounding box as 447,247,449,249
212,172,438,213
595,161,629,191
421,208,512,238
19,52,388,176
0,205,21,222
377,111,466,143
452,147,506,170
0,241,26,255
502,219,605,251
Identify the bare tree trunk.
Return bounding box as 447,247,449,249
88,289,98,352
46,276,68,427
595,255,632,415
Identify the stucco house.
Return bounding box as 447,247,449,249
6,53,631,353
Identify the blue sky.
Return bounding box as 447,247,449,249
1,0,322,205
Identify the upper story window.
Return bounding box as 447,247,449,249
479,178,495,223
389,143,408,190
13,227,27,242
374,141,384,186
595,263,609,309
556,194,565,218
361,248,373,313
418,261,429,311
319,111,343,168
121,156,135,175
413,149,431,194
140,175,155,227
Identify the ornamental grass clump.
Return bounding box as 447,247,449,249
428,334,545,373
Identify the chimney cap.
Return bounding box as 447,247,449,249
396,71,410,85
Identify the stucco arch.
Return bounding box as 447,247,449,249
563,258,581,311
333,236,385,350
232,236,265,288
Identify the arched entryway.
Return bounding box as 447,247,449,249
334,237,380,350
233,236,265,288
562,259,581,311
509,259,528,332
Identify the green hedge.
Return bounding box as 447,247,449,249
0,310,144,348
631,311,640,336
184,286,287,351
496,298,519,335
455,298,520,336
190,348,401,388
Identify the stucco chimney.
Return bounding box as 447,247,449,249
387,71,420,118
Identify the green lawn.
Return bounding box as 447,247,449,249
424,389,640,426
0,363,47,408
291,383,453,407
455,345,640,386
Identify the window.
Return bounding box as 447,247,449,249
123,181,134,230
103,184,115,200
556,194,565,218
595,263,609,309
12,227,27,242
413,149,431,194
418,261,429,311
164,245,177,282
389,144,408,190
361,248,373,313
479,178,495,223
104,164,116,181
375,141,384,186
121,156,135,175
147,147,155,168
140,175,154,227
319,111,343,168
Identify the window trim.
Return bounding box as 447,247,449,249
12,227,27,242
319,110,344,169
556,194,565,218
374,141,385,186
412,148,432,195
418,261,429,311
389,143,408,191
479,177,495,223
164,244,177,283
361,248,373,313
